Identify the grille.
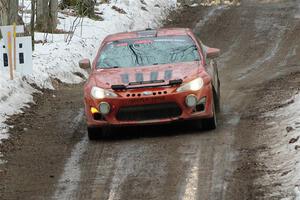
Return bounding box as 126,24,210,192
116,103,182,121
126,90,168,98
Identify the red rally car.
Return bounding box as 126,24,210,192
80,28,221,140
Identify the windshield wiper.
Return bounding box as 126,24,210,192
129,44,139,65
100,66,120,69
175,45,197,52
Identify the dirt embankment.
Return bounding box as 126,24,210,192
0,84,85,200
227,72,300,199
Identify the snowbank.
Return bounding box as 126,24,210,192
0,0,177,141
259,94,300,199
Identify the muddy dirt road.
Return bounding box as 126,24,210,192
1,0,300,199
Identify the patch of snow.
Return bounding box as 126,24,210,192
279,45,297,67
0,77,37,140
190,3,199,7
0,0,177,143
227,115,241,126
0,152,6,165
294,2,300,19
200,0,240,7
54,135,88,199
182,151,200,200
258,94,300,198
295,187,300,200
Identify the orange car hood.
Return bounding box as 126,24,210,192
92,61,202,87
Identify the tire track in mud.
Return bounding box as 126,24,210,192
177,132,233,200
53,136,88,200
236,2,297,81
52,109,88,200
91,140,169,200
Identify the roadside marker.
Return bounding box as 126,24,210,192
0,24,33,79
13,23,17,70
7,31,13,80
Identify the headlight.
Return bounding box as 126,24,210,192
176,77,204,92
91,86,117,99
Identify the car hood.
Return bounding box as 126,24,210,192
92,61,202,88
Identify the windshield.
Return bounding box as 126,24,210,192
97,35,200,68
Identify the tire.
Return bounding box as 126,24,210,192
202,99,217,130
214,86,221,113
88,127,100,140
215,96,221,113
87,126,111,140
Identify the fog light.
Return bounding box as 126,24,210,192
99,102,110,115
185,94,198,107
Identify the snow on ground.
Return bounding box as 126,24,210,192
0,0,177,142
259,93,300,199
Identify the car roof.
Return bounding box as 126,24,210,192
102,28,193,43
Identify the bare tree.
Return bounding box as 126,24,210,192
31,0,36,50
49,0,58,30
36,0,58,32
0,0,19,25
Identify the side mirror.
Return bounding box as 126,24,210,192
79,59,91,70
206,48,220,59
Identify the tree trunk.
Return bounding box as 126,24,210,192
31,0,36,50
0,0,19,25
0,0,6,26
8,0,18,24
36,0,49,31
49,0,58,31
36,0,58,32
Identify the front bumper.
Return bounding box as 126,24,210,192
84,84,214,127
